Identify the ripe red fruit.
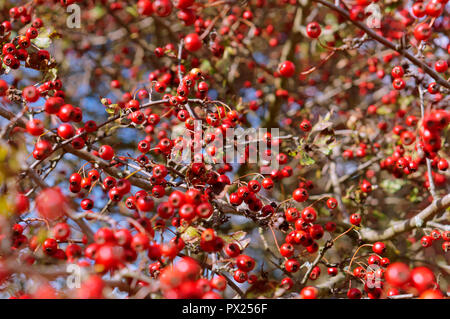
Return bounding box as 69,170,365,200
131,233,150,251
349,212,361,226
57,123,75,139
301,207,317,223
372,242,386,255
15,193,29,215
26,119,45,136
412,2,426,18
410,267,435,292
95,228,115,245
285,258,300,273
43,238,58,255
80,198,94,210
0,79,8,96
306,22,321,38
419,289,443,299
300,286,318,299
233,269,248,283
434,60,448,73
385,262,411,287
53,223,71,241
35,187,67,221
138,0,153,15
280,277,294,290
437,158,448,171
327,267,338,276
413,23,432,41
278,61,295,77
391,66,404,78
292,188,309,202
174,0,194,9
95,244,124,271
347,288,362,299
261,178,274,189
361,179,372,193
309,224,324,240
153,0,173,17
98,145,114,161
45,97,64,114
22,85,40,102
109,187,123,202
299,119,312,132
184,33,202,52
224,242,241,258
236,254,255,272
426,0,444,17
420,235,433,248
326,197,338,209
136,196,155,212
280,243,294,258
428,82,439,94
392,78,405,90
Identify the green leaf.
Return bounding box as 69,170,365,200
105,104,119,114
380,179,406,194
200,59,213,74
311,111,333,132
90,6,107,19
125,6,138,17
44,68,58,81
314,129,337,156
294,140,316,166
300,152,315,166
408,187,422,203
32,35,52,49
371,209,386,220
180,226,201,244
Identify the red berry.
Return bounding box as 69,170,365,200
385,262,411,287
414,23,432,41
26,119,45,136
306,22,321,38
153,0,173,17
184,33,202,52
410,266,435,292
434,60,448,73
350,212,361,226
420,235,434,248
292,188,309,202
372,242,386,255
326,197,338,209
300,286,318,299
236,254,255,272
57,123,75,139
22,85,40,102
278,61,295,78
99,145,114,161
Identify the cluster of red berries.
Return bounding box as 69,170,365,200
158,256,224,299
343,242,388,299
378,110,448,188
419,110,449,159
342,142,378,160
0,13,51,71
420,229,450,252
275,198,339,277
384,262,444,298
